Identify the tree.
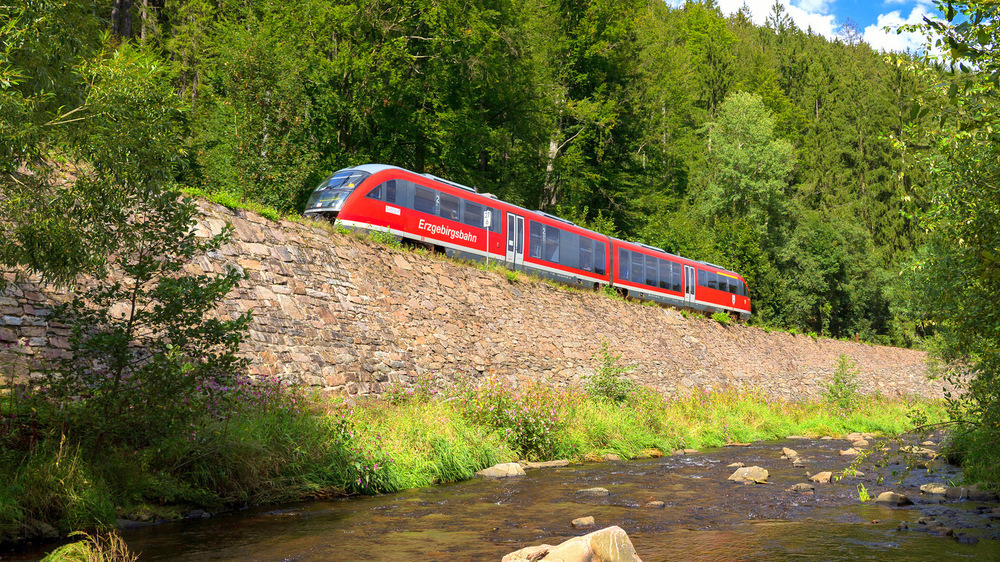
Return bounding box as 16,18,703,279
701,91,793,234
899,0,1000,481
1,6,250,452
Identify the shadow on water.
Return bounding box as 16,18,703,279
21,437,1000,560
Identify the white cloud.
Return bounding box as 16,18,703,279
664,0,940,52
862,5,934,53
712,0,840,39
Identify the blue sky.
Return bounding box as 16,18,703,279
670,0,942,53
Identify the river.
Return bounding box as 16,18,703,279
105,435,1000,561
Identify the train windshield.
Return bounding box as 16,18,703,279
305,169,371,213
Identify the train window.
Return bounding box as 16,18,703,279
463,202,483,228
579,238,593,272
544,225,560,262
728,278,738,294
529,221,543,258
707,272,718,290
365,180,397,203
439,193,460,221
630,251,643,284
594,242,606,275
645,258,657,287
619,248,629,279
671,265,682,292
697,269,707,288
414,186,435,214
658,260,670,290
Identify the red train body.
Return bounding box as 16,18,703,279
304,164,751,319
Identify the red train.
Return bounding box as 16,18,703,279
304,164,751,319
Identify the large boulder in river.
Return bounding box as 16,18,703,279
476,463,526,478
502,525,643,562
876,491,913,506
728,466,768,484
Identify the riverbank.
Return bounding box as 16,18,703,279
2,362,946,553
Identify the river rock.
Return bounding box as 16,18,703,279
791,483,815,493
24,518,59,540
644,501,665,509
728,466,768,484
920,483,948,496
781,447,798,459
946,484,1000,501
851,439,869,447
577,487,610,496
921,440,936,447
475,463,526,478
673,448,699,456
839,448,859,456
727,462,745,468
809,471,833,484
572,516,596,529
876,491,914,506
603,454,622,461
502,525,643,562
900,446,937,459
522,460,571,469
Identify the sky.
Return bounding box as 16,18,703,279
668,0,943,53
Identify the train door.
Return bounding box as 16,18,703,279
684,265,696,307
505,212,525,270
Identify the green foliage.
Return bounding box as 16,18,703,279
823,355,862,411
893,0,1000,485
857,483,871,503
711,312,731,326
459,376,564,460
41,531,137,562
586,342,638,404
368,229,401,248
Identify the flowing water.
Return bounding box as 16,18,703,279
14,437,1000,561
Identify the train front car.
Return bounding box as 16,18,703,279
303,166,376,220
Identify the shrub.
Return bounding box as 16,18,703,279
824,355,862,411
460,376,563,460
586,342,638,404
711,312,731,326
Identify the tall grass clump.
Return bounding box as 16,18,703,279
41,531,138,562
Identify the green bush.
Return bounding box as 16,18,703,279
460,376,564,460
711,312,731,326
823,355,862,411
586,342,638,404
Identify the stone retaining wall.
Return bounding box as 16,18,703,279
0,200,943,400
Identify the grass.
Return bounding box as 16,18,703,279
1,370,947,550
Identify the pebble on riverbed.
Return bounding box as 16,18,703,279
576,487,610,496
572,516,595,529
